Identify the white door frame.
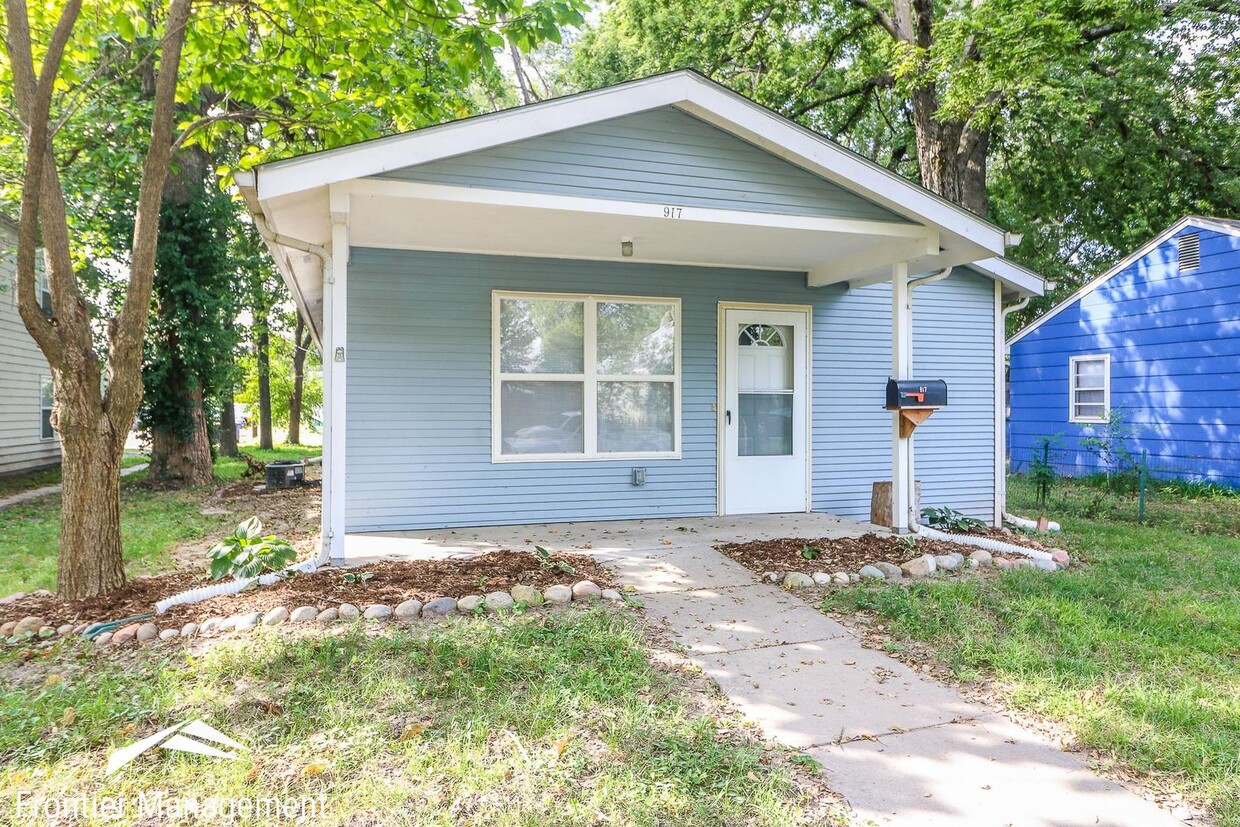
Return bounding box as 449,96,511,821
716,302,814,515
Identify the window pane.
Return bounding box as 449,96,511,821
738,392,793,456
500,381,584,455
1075,360,1105,382
1075,389,1105,404
597,302,675,375
598,381,674,453
1074,404,1105,421
500,298,584,374
41,410,54,440
40,377,53,407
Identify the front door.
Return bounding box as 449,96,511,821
721,306,810,515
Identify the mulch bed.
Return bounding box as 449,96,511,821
716,533,983,577
1,551,612,629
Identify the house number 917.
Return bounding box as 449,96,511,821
662,206,683,219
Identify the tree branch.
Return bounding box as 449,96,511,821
844,0,898,39
789,75,895,118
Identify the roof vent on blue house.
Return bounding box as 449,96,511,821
1178,232,1200,272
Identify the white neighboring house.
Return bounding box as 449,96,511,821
0,214,60,476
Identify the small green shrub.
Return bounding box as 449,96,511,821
534,545,575,575
800,545,822,560
921,506,986,533
206,516,297,580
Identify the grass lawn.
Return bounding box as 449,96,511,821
0,455,149,500
825,474,1240,826
0,610,830,826
0,446,321,597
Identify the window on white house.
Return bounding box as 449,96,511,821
494,292,679,460
40,376,54,440
34,255,52,314
1069,355,1109,423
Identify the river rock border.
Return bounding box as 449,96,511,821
764,547,1073,590
2,580,626,649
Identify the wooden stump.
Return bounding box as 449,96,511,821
870,480,923,528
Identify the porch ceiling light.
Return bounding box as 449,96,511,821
620,237,634,257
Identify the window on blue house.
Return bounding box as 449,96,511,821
493,291,680,461
1069,355,1109,423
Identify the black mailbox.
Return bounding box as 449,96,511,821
886,378,948,410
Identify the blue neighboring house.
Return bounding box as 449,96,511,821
1008,216,1240,485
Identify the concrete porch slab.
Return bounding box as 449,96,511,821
698,638,983,749
810,714,1183,827
640,585,850,654
605,546,761,593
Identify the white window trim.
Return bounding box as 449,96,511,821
39,375,55,441
1068,354,1110,424
491,290,682,463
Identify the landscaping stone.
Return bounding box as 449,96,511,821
900,555,937,578
290,606,319,623
480,592,511,611
363,604,393,620
73,623,91,635
509,584,543,606
858,565,885,581
0,592,26,606
848,573,860,583
968,549,993,567
235,612,262,631
457,595,484,613
200,618,220,633
159,629,179,641
338,603,360,620
39,626,55,638
422,596,458,616
56,624,73,636
782,572,815,590
1032,559,1059,572
600,589,623,601
572,580,602,600
934,553,964,572
994,557,1016,570
1050,549,1071,566
763,571,783,584
181,623,199,637
812,572,832,585
394,599,423,619
262,607,290,626
832,572,850,585
316,608,339,624
32,589,51,597
112,624,140,645
544,585,573,604
1013,558,1035,569
95,632,113,647
13,616,45,636
873,562,903,580
217,616,238,632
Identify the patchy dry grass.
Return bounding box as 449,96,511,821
0,609,836,826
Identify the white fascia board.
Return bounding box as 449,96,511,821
236,178,324,345
968,257,1046,297
809,235,940,287
1005,215,1235,347
345,177,929,239
252,70,1007,257
255,73,694,202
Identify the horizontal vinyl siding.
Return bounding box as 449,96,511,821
1009,225,1240,482
373,107,907,224
0,241,60,476
346,250,998,530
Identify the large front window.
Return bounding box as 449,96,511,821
493,292,680,460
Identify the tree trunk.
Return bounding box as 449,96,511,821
288,315,308,445
57,426,125,598
219,385,238,457
148,385,213,485
910,87,990,217
257,321,273,449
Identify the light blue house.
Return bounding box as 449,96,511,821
1008,216,1240,485
236,71,1043,562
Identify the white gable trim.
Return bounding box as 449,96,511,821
251,71,1007,257
966,257,1046,297
1007,216,1240,347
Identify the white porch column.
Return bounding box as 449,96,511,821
891,261,914,533
322,187,349,563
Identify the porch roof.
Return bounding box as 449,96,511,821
236,70,1042,343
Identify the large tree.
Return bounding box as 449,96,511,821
2,0,585,599
568,0,1239,293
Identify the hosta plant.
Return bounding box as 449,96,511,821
207,517,297,580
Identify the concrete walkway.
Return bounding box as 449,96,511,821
0,463,148,511
351,514,1186,827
